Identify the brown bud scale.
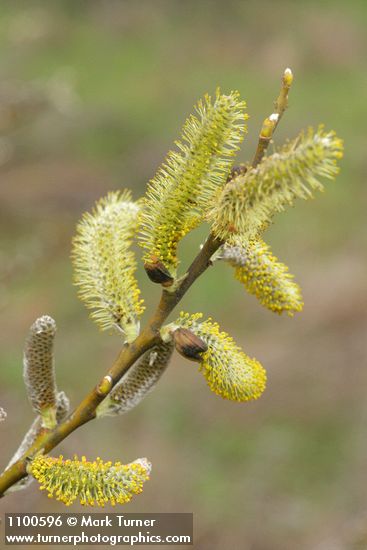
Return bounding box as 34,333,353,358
173,327,208,362
144,259,174,286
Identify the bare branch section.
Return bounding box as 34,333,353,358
252,68,293,168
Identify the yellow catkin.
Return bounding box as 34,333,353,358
28,455,151,507
220,238,303,315
210,126,343,242
72,191,144,342
139,89,248,278
174,313,266,402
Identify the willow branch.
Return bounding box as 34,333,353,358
252,67,293,168
0,232,222,496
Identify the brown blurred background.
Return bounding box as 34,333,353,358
0,1,366,548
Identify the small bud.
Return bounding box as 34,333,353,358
226,164,248,182
144,259,174,287
260,115,278,139
283,68,293,88
97,375,113,396
55,391,70,424
172,327,208,362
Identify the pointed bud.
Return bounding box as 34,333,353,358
55,391,70,424
172,327,208,362
283,67,293,88
227,164,248,182
144,259,174,287
273,67,294,117
259,115,278,139
96,376,113,397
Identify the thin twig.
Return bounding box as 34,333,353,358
252,68,293,168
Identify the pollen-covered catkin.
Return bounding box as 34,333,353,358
139,89,247,280
210,126,343,242
23,316,57,424
96,341,174,417
171,313,266,402
219,238,303,315
72,191,144,341
28,455,151,507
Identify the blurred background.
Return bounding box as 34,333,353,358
0,1,366,548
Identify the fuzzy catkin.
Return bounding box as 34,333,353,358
172,313,266,402
72,191,144,341
219,238,303,315
139,89,247,278
28,455,151,507
23,316,57,417
96,341,174,417
210,126,343,243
